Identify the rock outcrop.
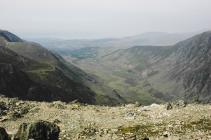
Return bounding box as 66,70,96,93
14,120,60,140
0,127,10,140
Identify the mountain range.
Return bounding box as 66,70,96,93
1,30,211,105
33,32,194,53
44,31,211,104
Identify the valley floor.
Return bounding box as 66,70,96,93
0,97,211,140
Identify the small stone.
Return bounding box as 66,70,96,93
138,106,150,112
125,112,136,120
103,129,109,135
176,100,187,108
163,131,169,137
125,104,136,108
166,103,173,110
15,101,24,106
150,103,160,108
124,134,137,140
111,129,118,133
0,116,8,122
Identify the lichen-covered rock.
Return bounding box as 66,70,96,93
175,100,187,108
0,127,10,140
14,120,60,140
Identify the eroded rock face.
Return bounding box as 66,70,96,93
0,127,10,140
14,120,60,140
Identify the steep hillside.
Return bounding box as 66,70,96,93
103,31,211,103
0,30,98,104
169,31,211,102
61,47,167,104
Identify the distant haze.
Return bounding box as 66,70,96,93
0,0,211,39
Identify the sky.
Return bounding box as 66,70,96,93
0,0,211,39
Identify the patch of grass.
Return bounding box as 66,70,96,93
117,118,211,138
118,125,141,134
117,123,166,137
183,118,211,131
26,64,55,80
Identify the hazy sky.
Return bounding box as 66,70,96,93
0,0,211,39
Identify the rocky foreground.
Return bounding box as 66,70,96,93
0,97,211,140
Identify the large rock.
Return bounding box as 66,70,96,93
14,120,60,140
0,127,10,140
0,101,8,116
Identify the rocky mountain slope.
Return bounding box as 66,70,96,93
169,31,211,102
